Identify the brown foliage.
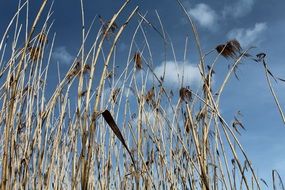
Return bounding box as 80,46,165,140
216,39,242,59
133,52,142,69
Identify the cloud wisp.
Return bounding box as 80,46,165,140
52,46,74,64
187,3,218,29
153,60,201,87
223,0,255,18
184,0,258,31
227,22,267,47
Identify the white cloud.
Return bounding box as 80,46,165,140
223,0,255,18
153,61,201,87
188,3,218,29
227,22,267,47
52,46,73,64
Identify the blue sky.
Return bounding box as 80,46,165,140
1,0,285,186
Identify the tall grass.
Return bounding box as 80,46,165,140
0,1,284,189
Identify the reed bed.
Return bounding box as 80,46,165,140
0,1,284,189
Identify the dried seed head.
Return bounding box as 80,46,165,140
83,64,91,74
107,21,118,33
74,61,81,71
105,70,113,79
79,90,87,97
70,62,91,78
99,15,118,39
29,47,42,62
179,87,192,102
216,39,242,59
145,86,155,103
196,108,206,122
9,74,14,86
228,39,242,52
66,62,81,81
133,52,142,69
111,88,120,103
